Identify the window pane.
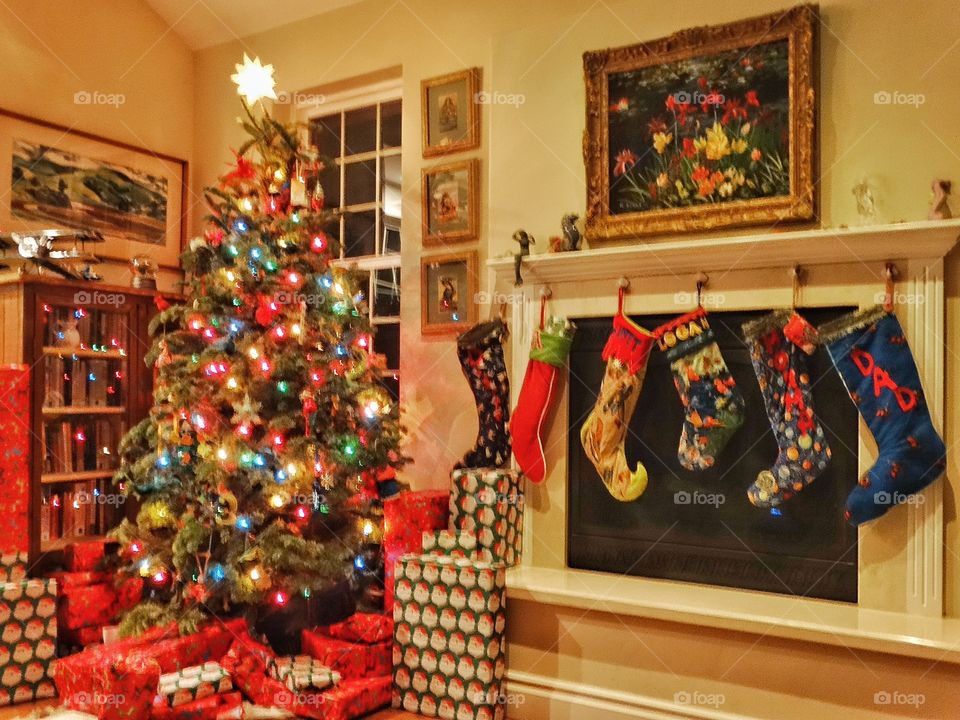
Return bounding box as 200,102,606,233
309,114,341,158
344,105,377,155
381,155,401,219
373,322,400,370
382,213,400,254
344,159,377,206
343,210,377,258
374,268,400,317
318,164,340,209
381,100,401,149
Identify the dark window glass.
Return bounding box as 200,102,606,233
381,100,402,148
374,268,400,317
344,160,377,206
343,210,377,258
373,322,400,370
344,106,377,155
309,114,341,158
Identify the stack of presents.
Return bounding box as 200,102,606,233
384,467,523,720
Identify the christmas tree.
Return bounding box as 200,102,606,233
111,55,406,635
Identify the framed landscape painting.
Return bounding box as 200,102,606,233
583,5,817,240
0,109,187,267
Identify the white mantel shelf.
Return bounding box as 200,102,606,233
488,219,960,284
507,566,960,664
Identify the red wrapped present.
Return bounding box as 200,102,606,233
318,612,393,644
58,577,142,630
301,630,391,681
60,624,104,648
0,366,29,557
48,571,111,590
383,550,401,615
95,656,161,720
383,490,450,556
57,618,247,713
65,540,107,572
151,690,243,719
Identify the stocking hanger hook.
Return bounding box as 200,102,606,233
539,286,552,330
695,272,709,307
884,263,898,311
790,265,804,309
617,277,630,314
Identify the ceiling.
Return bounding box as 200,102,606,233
143,0,364,49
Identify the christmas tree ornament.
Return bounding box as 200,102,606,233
654,306,745,471
820,306,946,524
742,310,831,507
580,292,655,501
453,318,511,470
510,292,575,483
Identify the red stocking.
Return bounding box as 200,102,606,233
510,299,574,483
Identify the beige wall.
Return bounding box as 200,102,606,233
0,0,194,291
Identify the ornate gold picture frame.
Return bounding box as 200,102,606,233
420,250,478,335
421,159,479,247
583,5,817,240
421,68,481,158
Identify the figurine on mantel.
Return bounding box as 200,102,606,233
929,179,952,220
550,213,583,252
513,229,535,286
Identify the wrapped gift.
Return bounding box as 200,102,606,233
48,571,111,590
383,550,401,615
0,577,57,707
383,490,450,556
268,655,340,691
301,630,391,680
57,618,246,713
450,469,524,567
0,366,29,557
318,612,393,644
58,576,143,630
60,624,104,649
309,675,392,720
65,540,107,572
392,554,507,720
96,656,161,720
151,690,244,719
422,530,494,563
159,662,233,706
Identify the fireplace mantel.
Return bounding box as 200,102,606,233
488,219,960,284
486,219,960,671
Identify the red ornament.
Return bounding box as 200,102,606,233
255,296,278,326
154,295,171,312
222,150,257,184
310,233,329,253
301,391,317,432
187,314,205,332
309,367,327,386
204,227,225,247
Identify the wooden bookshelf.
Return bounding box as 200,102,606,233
0,276,162,570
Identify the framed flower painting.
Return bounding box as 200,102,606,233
583,5,817,240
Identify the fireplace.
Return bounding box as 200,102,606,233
567,307,860,602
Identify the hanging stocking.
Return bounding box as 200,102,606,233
510,297,575,483
820,306,945,525
579,295,655,501
742,310,831,507
454,318,511,470
654,307,745,470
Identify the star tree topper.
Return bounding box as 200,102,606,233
231,54,277,104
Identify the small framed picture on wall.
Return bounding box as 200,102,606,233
421,159,479,246
420,251,478,335
421,67,481,157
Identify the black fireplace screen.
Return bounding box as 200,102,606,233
567,308,859,602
